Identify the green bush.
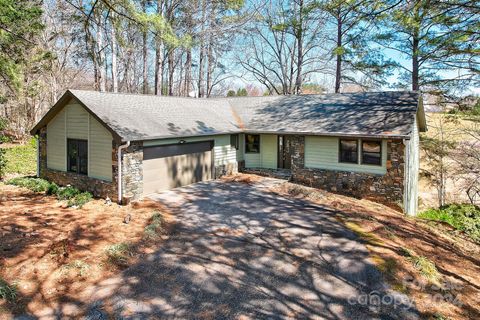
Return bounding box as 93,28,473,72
46,182,59,195
7,176,51,192
0,278,17,302
7,177,93,208
67,192,92,208
0,148,6,179
418,204,480,242
56,186,82,200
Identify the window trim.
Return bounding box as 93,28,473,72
245,134,260,154
360,139,382,166
67,138,88,175
338,139,359,164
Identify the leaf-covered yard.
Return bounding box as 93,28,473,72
270,179,480,320
0,182,173,318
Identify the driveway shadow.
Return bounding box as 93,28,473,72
84,179,419,319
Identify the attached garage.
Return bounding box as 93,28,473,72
142,141,214,195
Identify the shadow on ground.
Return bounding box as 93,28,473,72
76,179,419,320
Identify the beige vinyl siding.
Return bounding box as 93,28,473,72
305,136,387,175
260,134,277,169
244,134,277,168
47,109,66,171
144,134,237,166
88,115,113,180
404,117,420,215
66,103,89,140
45,100,113,181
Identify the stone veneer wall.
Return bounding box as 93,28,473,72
38,127,118,201
290,135,405,209
120,141,143,202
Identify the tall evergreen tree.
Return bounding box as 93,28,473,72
377,0,480,92
0,0,44,102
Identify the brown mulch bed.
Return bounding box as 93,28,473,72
0,183,174,318
271,181,480,320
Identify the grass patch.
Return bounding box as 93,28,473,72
0,278,17,302
418,204,480,243
144,211,164,239
401,247,440,283
105,243,133,267
60,260,90,277
3,139,37,176
344,220,383,246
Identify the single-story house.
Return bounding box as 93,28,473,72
30,90,426,215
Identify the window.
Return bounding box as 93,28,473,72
339,139,358,163
362,140,381,165
230,134,239,150
67,139,88,175
245,134,260,153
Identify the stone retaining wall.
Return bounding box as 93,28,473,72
290,135,405,209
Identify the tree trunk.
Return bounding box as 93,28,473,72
154,0,164,95
185,48,192,96
111,15,118,93
198,0,207,98
412,37,420,91
142,0,149,94
335,14,342,94
168,48,174,96
206,43,213,97
97,25,106,92
294,0,304,95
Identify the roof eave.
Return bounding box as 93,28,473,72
134,129,410,142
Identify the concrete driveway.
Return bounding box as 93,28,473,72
85,178,417,320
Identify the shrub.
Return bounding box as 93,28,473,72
418,204,480,243
7,177,51,192
0,148,6,179
7,177,93,208
0,278,17,302
67,192,92,208
56,185,82,200
46,182,59,195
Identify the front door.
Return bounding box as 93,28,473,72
278,135,292,169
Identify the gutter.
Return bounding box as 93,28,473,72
117,141,130,204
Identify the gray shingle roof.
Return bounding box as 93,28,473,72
31,90,425,141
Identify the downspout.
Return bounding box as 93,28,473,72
117,141,130,204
